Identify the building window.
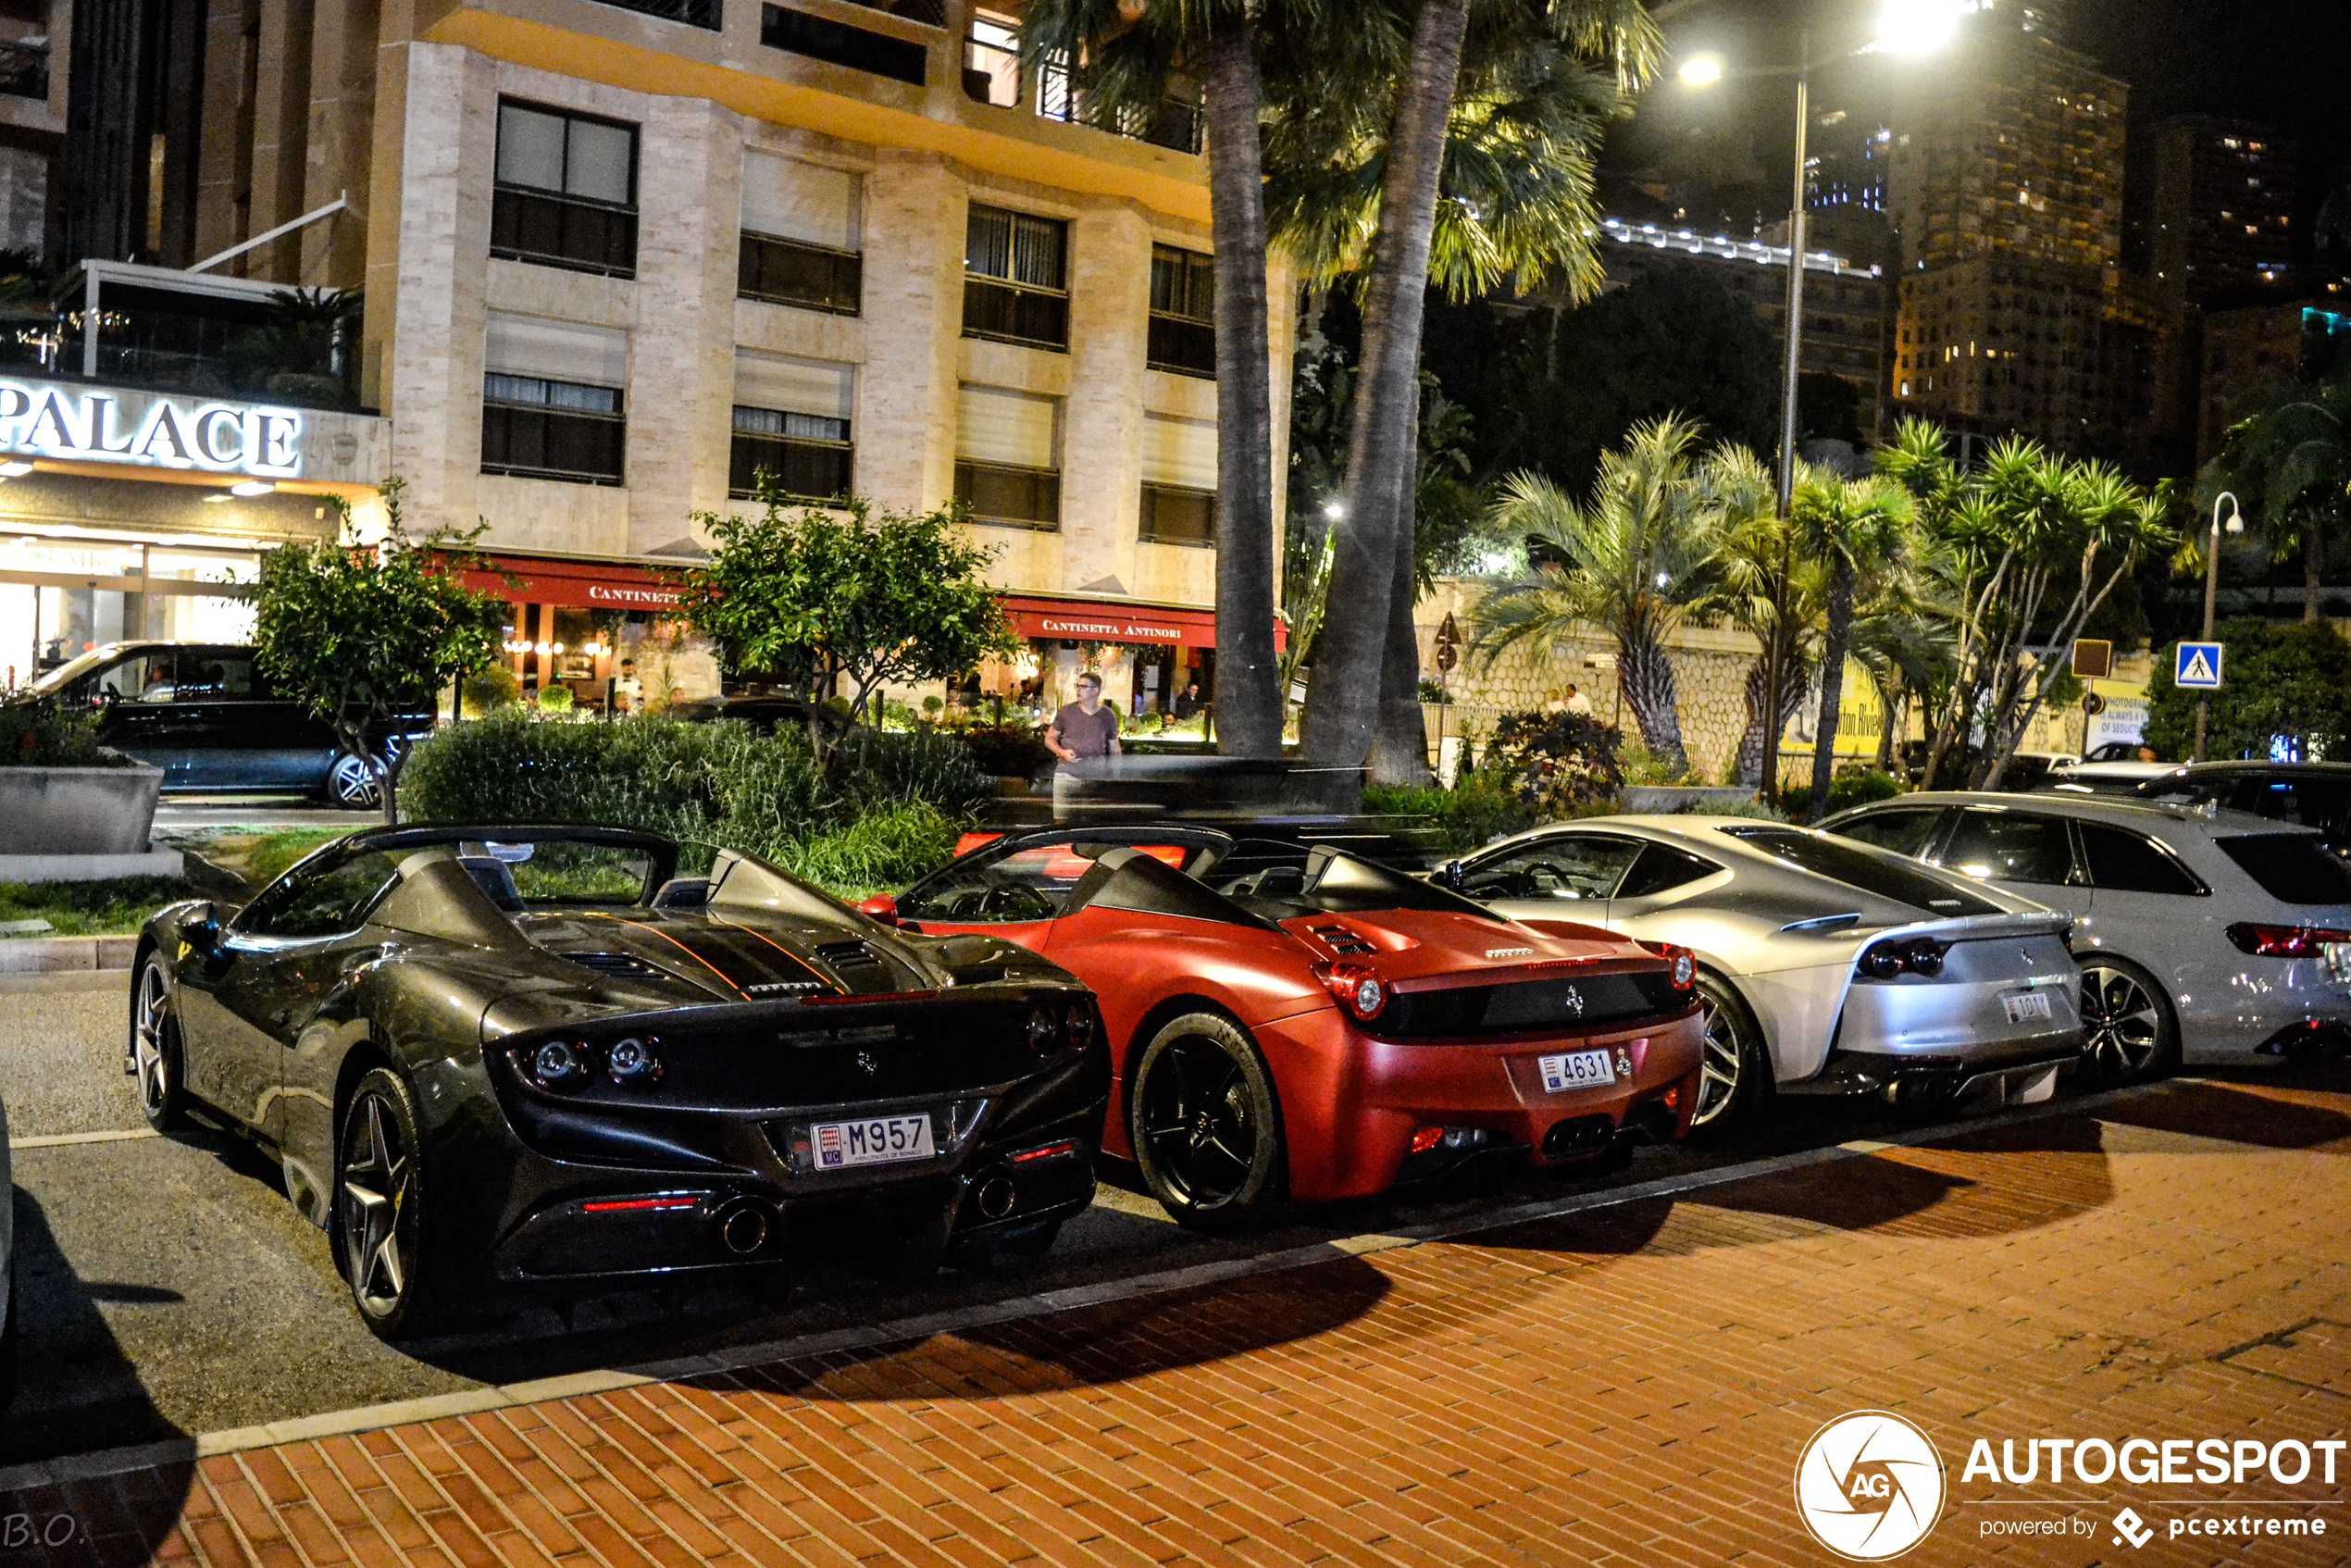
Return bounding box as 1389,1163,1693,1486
964,205,1068,351
1148,245,1215,377
761,5,927,85
739,153,862,314
481,315,629,485
954,383,1060,529
491,102,639,277
1139,411,1215,546
731,353,854,501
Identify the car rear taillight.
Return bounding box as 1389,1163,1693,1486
1857,938,1950,980
1026,1002,1063,1055
1661,946,1695,989
606,1036,663,1088
1065,998,1100,1052
528,1039,592,1091
2226,922,2351,957
1323,960,1387,1021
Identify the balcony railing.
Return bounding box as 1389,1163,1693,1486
0,41,45,100
841,0,943,22
954,460,1060,529
1139,484,1214,547
585,0,718,27
963,277,1068,351
738,233,862,315
1147,313,1215,378
729,433,852,501
963,36,1203,156
491,187,638,277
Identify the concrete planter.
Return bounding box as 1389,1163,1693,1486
0,764,165,855
1621,784,1758,815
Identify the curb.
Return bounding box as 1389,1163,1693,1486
0,1076,2174,1494
0,935,139,976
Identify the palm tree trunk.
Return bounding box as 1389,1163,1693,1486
1300,0,1469,789
1735,662,1769,787
1876,684,1899,771
1805,556,1855,821
1369,379,1433,786
1203,12,1282,759
2307,517,2324,623
1619,633,1688,777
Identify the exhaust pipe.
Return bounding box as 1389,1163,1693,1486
975,1174,1017,1221
717,1201,771,1255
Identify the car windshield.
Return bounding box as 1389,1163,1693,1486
456,839,660,905
1721,827,2002,915
26,645,120,694
2215,834,2351,906
1222,846,1507,922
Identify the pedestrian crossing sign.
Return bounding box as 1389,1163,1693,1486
2175,641,2224,691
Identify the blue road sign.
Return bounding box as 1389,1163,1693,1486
2175,641,2224,691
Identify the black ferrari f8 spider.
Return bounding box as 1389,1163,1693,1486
130,825,1107,1337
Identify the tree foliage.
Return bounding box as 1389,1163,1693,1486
2199,366,2351,623
2145,618,2351,765
669,492,1016,769
249,479,512,823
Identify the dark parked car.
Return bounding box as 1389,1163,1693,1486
2134,763,2351,849
131,824,1107,1336
24,641,431,805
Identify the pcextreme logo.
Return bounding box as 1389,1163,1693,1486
1794,1411,1948,1561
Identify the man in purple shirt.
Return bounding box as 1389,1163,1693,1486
1046,671,1121,807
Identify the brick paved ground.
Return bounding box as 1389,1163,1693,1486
10,1073,2351,1568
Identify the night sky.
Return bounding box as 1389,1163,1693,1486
1610,0,2351,258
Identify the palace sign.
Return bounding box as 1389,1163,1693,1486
0,379,305,479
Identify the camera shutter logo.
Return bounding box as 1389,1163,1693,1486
1793,1411,1947,1560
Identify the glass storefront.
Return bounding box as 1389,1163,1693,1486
0,531,264,690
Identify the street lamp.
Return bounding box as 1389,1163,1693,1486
2194,491,2245,763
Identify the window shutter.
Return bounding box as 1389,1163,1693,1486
741,153,861,249
734,352,854,421
484,314,630,387
1141,413,1216,491
956,384,1058,469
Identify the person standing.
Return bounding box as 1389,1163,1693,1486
1563,682,1594,716
1046,670,1121,811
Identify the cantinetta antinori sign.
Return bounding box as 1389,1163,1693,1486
0,380,305,479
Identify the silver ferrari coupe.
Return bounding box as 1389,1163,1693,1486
1443,815,2084,1135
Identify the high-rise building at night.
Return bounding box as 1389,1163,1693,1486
2149,118,2299,306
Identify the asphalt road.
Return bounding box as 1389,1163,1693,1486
0,967,2283,1472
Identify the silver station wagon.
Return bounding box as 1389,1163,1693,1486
1822,792,2351,1079
1445,817,2084,1134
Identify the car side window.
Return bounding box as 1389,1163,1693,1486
96,653,179,704
1459,834,1642,903
1830,809,1946,859
237,851,404,940
1616,843,1722,900
2077,824,2206,896
178,651,261,701
1939,809,2074,886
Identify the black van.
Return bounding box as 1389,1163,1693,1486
22,641,433,805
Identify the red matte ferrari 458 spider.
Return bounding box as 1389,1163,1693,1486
866,825,1704,1230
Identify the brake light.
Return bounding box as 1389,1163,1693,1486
1857,938,1950,979
2227,923,2351,957
1410,1126,1444,1154
1322,960,1387,1021
581,1195,698,1213
1011,1139,1079,1164
1656,945,1695,989
952,832,1003,858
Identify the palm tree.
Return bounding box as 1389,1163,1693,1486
1683,450,1822,790
1018,0,1321,760
1471,416,1724,775
1290,0,1661,787
1789,470,1915,819
2202,369,2351,623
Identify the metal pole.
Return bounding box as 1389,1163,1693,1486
1775,30,1810,516
2195,492,2236,763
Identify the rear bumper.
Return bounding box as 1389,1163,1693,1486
1784,1030,2079,1105
1263,1003,1706,1202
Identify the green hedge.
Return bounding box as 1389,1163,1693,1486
396,711,988,896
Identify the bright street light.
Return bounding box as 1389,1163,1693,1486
1677,54,1724,85
1875,0,1968,55
1323,501,1345,522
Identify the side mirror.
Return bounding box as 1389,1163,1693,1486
857,894,900,927
1442,860,1466,890
187,905,221,954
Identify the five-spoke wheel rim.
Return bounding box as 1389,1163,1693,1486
2081,965,2163,1077
330,754,381,808
1137,1038,1259,1209
131,964,171,1116
1691,981,1744,1127
340,1090,415,1317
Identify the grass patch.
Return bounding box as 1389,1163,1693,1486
0,877,195,938
186,828,350,892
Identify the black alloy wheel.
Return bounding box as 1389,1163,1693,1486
1686,970,1770,1139
2076,956,2180,1084
1130,1013,1284,1233
337,1068,433,1337
328,753,381,809
130,959,189,1133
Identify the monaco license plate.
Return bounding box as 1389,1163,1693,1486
811,1114,935,1170
2001,990,2054,1025
1537,1049,1617,1093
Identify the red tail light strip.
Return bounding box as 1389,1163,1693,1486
581,1196,700,1213
1010,1139,1080,1164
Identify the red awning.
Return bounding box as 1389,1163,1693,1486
457,554,683,611
1001,594,1281,652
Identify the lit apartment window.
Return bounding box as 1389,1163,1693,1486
731,353,854,501
964,205,1068,351
491,102,639,277
1139,412,1215,547
739,153,862,315
954,383,1060,529
1148,245,1215,378
480,315,628,485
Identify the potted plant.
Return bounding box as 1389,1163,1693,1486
0,697,163,856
